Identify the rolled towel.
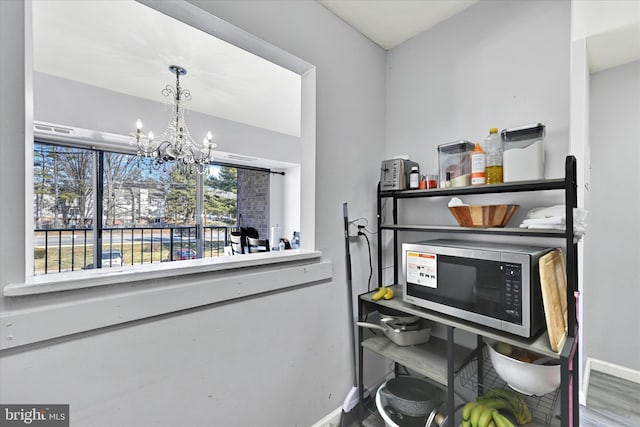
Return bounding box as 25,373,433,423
526,204,566,219
522,216,565,226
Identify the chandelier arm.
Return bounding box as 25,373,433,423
131,65,215,175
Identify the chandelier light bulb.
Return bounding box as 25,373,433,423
136,119,143,130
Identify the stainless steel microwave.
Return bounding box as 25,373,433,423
402,239,553,338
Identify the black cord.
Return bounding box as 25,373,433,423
360,231,373,292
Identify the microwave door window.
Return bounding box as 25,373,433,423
428,256,506,319
474,268,505,319
436,261,476,310
410,256,478,311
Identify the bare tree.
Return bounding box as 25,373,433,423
103,153,141,226
33,144,93,228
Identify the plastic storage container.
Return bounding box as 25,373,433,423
501,123,545,182
438,141,475,188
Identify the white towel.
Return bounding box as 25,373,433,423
526,205,566,219
448,197,468,207
522,216,565,226
519,205,588,242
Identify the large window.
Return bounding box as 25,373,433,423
33,140,270,275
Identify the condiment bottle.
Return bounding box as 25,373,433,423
409,166,420,189
484,127,503,183
471,143,486,185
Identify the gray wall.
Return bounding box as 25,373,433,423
0,1,386,426
33,72,303,166
384,0,570,252
584,59,640,371
387,0,570,181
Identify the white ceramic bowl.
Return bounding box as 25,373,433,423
487,343,560,396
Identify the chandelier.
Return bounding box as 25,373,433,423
132,65,216,174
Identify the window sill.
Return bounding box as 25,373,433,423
4,250,322,297
1,250,331,350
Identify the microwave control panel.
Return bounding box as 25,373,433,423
503,264,522,324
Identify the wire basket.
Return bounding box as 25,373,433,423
458,345,560,425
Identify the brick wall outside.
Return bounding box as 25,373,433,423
237,169,269,239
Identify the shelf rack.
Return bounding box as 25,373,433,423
357,156,579,426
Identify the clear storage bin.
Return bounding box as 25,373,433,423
438,140,475,188
501,123,545,182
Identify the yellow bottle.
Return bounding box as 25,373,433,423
484,128,503,184
486,165,503,183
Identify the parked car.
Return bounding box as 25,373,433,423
102,250,123,267
174,248,196,260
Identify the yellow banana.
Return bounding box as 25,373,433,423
476,396,512,415
371,287,387,301
492,412,516,427
477,407,496,427
470,403,486,427
382,287,394,300
480,388,531,425
462,402,479,421
483,388,525,411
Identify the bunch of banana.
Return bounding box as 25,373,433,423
461,401,514,427
371,286,394,301
477,388,532,425
462,387,533,427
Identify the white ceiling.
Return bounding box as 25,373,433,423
317,0,640,72
317,0,479,49
32,0,302,137
571,0,640,73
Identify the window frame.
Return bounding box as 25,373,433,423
2,0,321,300
6,127,318,297
31,133,275,275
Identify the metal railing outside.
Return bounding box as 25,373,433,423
33,225,233,275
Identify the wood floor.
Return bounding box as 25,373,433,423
325,365,640,427
581,369,640,426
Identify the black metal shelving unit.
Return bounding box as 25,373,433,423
358,156,579,426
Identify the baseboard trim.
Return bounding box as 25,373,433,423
310,406,342,427
583,357,640,401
